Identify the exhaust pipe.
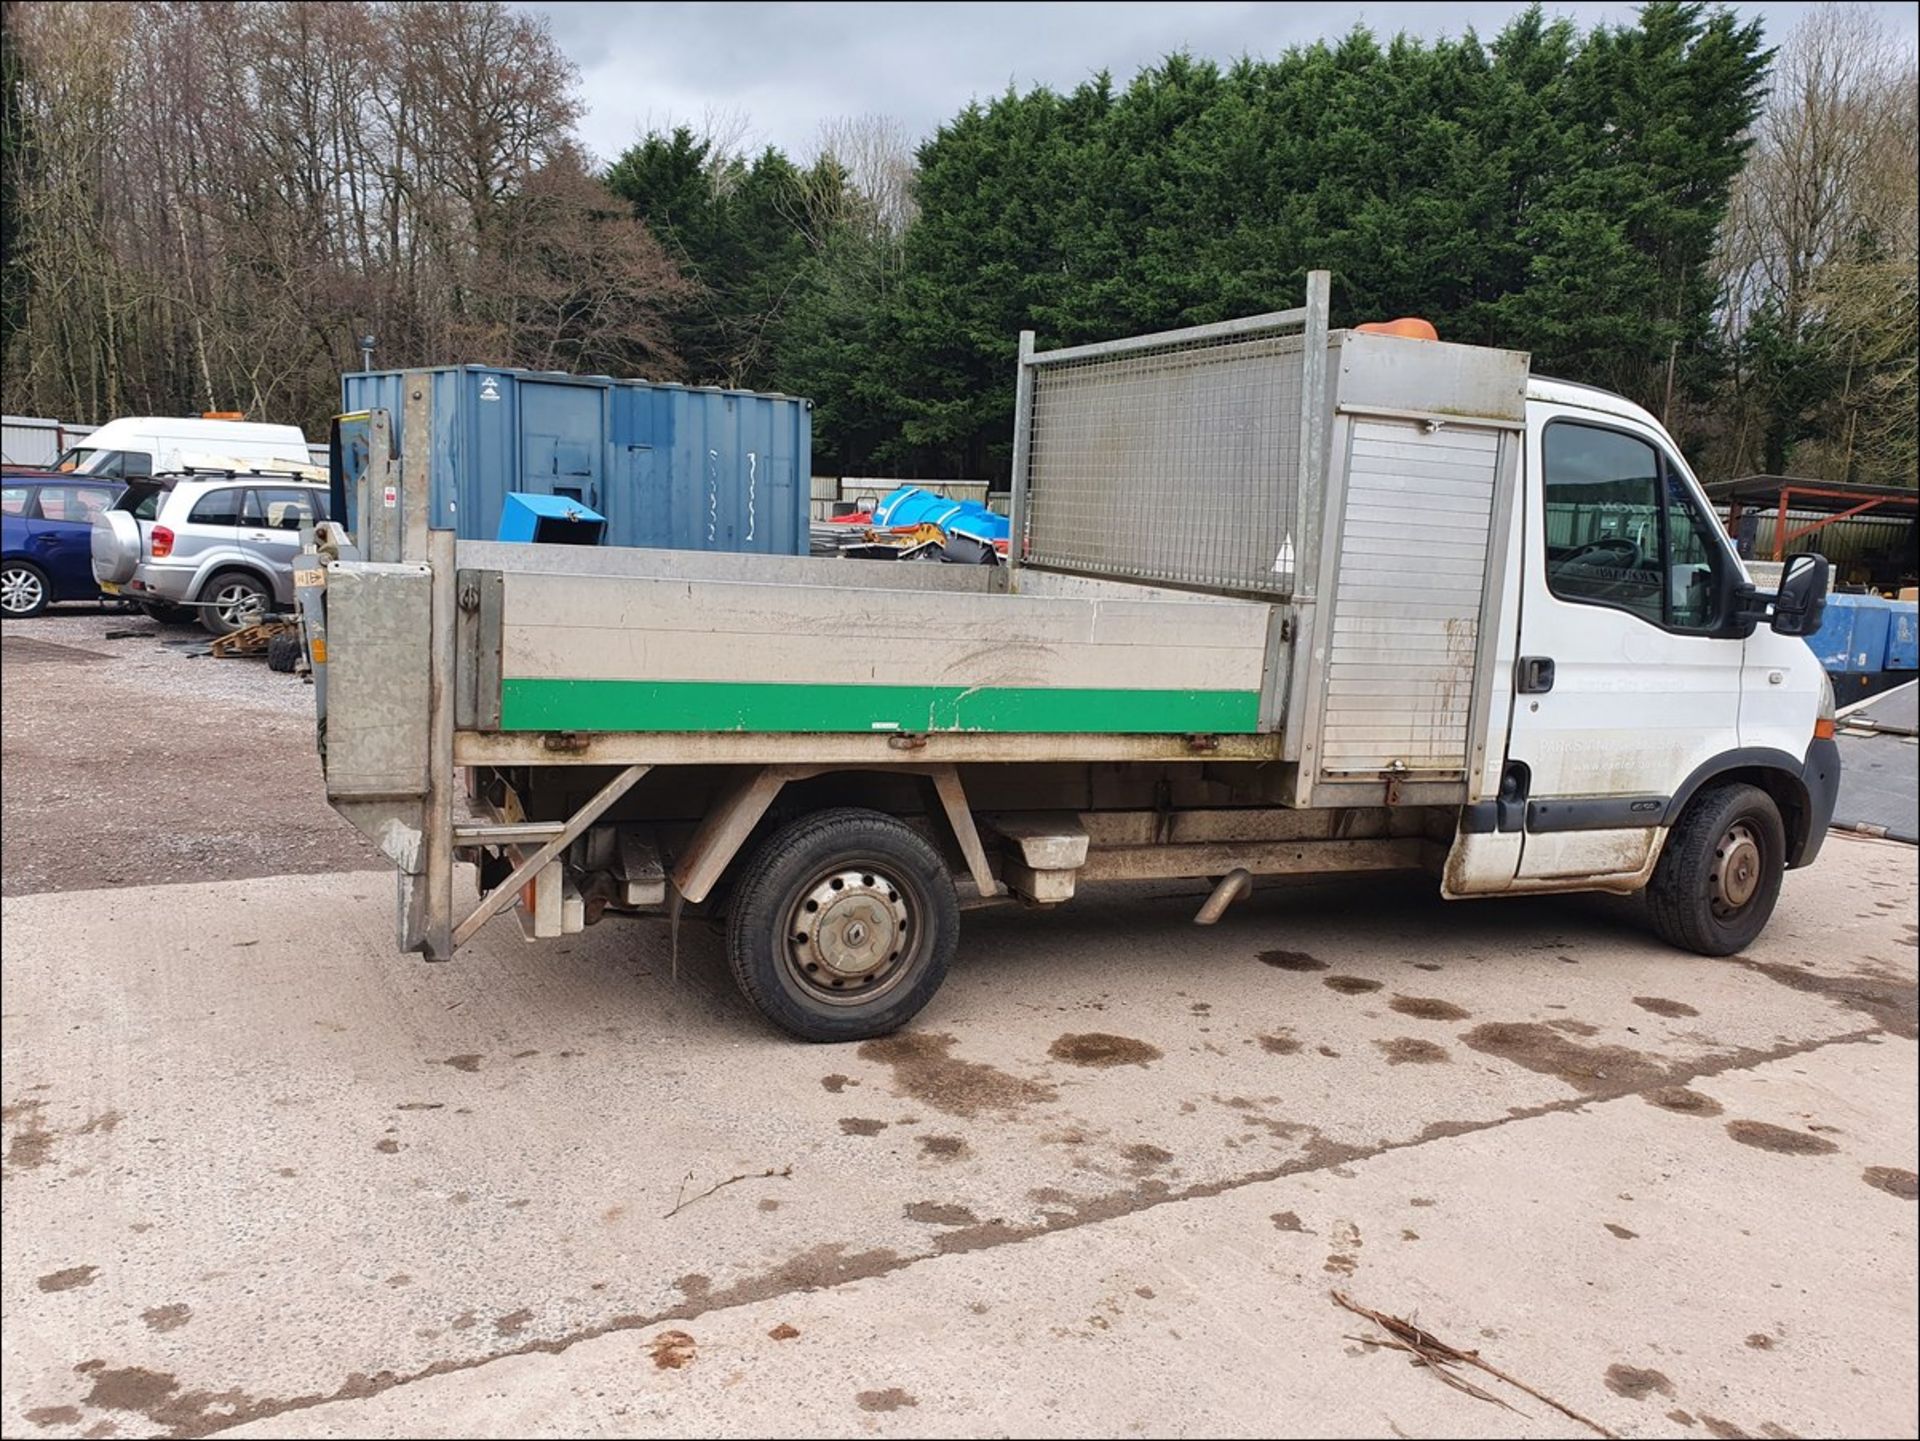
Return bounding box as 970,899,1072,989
1194,867,1252,925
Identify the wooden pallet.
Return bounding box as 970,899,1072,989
210,617,297,659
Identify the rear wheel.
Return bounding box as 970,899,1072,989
1,561,50,618
199,571,269,636
1646,783,1786,956
725,808,959,1042
140,600,194,625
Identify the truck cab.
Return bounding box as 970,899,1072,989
1445,377,1840,935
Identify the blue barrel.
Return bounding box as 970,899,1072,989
340,366,811,557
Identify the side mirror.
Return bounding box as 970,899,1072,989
1769,551,1830,636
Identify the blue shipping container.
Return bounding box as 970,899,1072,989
339,366,811,556
1805,593,1895,675
1884,602,1918,672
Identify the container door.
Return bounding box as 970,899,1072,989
1503,406,1745,881
517,383,602,509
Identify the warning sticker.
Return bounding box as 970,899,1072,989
383,485,398,509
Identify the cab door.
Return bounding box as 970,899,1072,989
1502,406,1746,881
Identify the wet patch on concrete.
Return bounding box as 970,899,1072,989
24,1406,83,1428
1410,962,1444,972
904,1201,980,1227
648,1330,696,1369
1462,1022,1665,1094
918,1135,968,1160
4,1098,56,1170
1048,1033,1163,1069
1374,1037,1449,1066
1733,957,1918,1039
1701,1416,1752,1438
1646,1086,1725,1117
856,1388,918,1412
1323,976,1382,995
1605,1364,1675,1399
437,1054,483,1072
1725,1121,1840,1155
141,1303,192,1332
1257,1032,1302,1055
1546,1018,1601,1037
820,1074,851,1093
1388,995,1470,1022
768,1322,800,1341
838,1117,888,1137
1746,1333,1774,1349
1258,949,1327,971
37,1265,98,1292
1634,996,1700,1018
1604,1223,1638,1240
858,1032,1057,1115
72,1362,257,1436
1863,1166,1917,1199
373,1138,399,1154
493,1308,534,1337
1270,1210,1306,1232
1123,1143,1174,1173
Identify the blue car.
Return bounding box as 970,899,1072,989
2,471,126,617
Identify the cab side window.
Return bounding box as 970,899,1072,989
1542,421,1726,632
2,485,30,517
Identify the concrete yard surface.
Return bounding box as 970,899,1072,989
2,834,1915,1439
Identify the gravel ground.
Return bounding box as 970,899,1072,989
1,606,373,894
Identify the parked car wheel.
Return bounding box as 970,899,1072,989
1646,782,1786,956
1,561,51,618
725,807,959,1042
199,570,270,636
140,600,194,625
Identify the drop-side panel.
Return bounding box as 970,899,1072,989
1318,419,1500,778
485,570,1273,736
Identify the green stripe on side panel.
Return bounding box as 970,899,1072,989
500,679,1261,735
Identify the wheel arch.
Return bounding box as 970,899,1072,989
1662,747,1815,868
192,559,275,603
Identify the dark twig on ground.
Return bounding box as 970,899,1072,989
664,1165,794,1218
1332,1290,1617,1438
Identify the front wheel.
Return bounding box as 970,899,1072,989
1646,783,1786,956
1,562,50,618
724,808,959,1042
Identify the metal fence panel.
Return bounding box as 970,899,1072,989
1022,324,1309,596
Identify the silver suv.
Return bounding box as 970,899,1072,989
91,472,329,634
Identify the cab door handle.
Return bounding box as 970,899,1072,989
1518,656,1555,694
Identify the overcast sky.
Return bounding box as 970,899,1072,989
521,1,1920,165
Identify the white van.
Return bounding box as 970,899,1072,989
57,416,316,480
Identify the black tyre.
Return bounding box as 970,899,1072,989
266,631,300,672
199,570,269,636
725,807,959,1042
140,600,194,625
1,561,51,618
1646,783,1786,956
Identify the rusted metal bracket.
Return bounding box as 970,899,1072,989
928,765,999,898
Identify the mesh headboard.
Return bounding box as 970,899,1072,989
1015,308,1319,597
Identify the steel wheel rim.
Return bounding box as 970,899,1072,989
781,862,918,1007
213,582,263,627
1,567,43,614
1710,819,1763,917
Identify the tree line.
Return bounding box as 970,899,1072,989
2,0,1913,487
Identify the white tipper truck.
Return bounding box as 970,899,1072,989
295,273,1840,1041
